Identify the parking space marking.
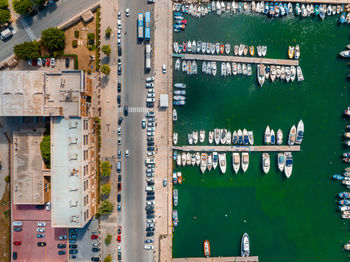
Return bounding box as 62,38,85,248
18,17,37,41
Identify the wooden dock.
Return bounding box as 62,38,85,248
172,53,299,66
173,256,259,262
172,145,300,152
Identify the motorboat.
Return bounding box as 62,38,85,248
257,46,262,57
206,42,211,54
181,152,186,166
192,61,197,74
200,153,207,173
192,41,196,53
257,64,265,87
173,133,178,145
186,152,191,166
238,129,243,144
290,66,296,82
206,61,212,75
221,62,226,77
173,42,179,53
239,44,244,56
175,59,180,71
264,126,271,144
220,44,224,55
248,131,254,145
249,46,254,56
232,153,240,174
210,43,215,54
173,109,177,121
277,129,283,145
176,153,181,166
340,50,350,58
173,150,177,161
295,120,304,145
191,154,196,166
288,125,296,145
237,63,242,74
187,41,192,52
241,233,250,257
186,61,192,75
262,153,270,174
270,66,276,82
276,66,281,79
295,45,300,59
173,188,178,206
202,42,206,53
234,45,239,56
199,130,205,143
214,128,220,145
174,95,186,101
243,129,249,145
242,63,247,76
202,61,207,74
193,131,199,144
209,131,214,144
247,64,252,76
232,130,238,144
270,129,275,145
220,129,227,144
265,65,270,80
262,46,267,56
212,62,217,76
182,61,187,72
225,43,230,55
288,46,295,59
232,63,237,75
195,152,200,166
207,153,213,171
188,133,193,145
339,192,350,198
285,66,291,82
284,152,293,178
219,153,227,173
243,45,248,56
226,131,231,145
197,40,202,53
226,62,231,76
216,43,220,54
295,3,301,15
204,240,210,258
172,210,178,227
241,152,249,173
213,152,218,169
277,153,285,172
281,66,285,80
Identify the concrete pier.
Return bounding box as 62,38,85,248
172,53,299,66
173,256,259,262
172,145,300,152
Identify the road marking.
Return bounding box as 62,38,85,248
18,17,37,41
117,107,149,113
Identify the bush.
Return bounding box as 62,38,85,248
40,135,50,168
74,30,79,38
101,184,111,195
87,33,95,44
41,27,66,51
14,41,41,60
101,64,110,75
105,27,111,37
87,69,91,75
87,44,96,51
4,175,9,183
104,234,112,246
102,45,111,56
0,9,10,25
72,40,78,48
0,0,9,9
104,255,112,262
34,0,45,5
99,200,113,216
13,0,33,15
100,161,111,176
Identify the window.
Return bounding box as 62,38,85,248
84,119,89,130
84,150,88,161
84,180,89,191
84,195,89,205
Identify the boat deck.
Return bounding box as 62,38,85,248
172,145,300,152
172,256,259,262
172,53,299,66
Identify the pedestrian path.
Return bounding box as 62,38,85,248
18,17,37,41
117,107,149,113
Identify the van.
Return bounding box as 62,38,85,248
12,221,23,227
117,161,121,173
0,28,13,40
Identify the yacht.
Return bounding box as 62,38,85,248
284,152,293,178
220,129,227,145
181,152,186,166
192,61,197,74
241,152,249,172
242,63,247,76
219,153,227,173
262,153,270,174
277,129,283,145
226,63,231,76
202,41,206,53
197,41,202,53
208,131,214,144
295,120,304,145
214,128,220,145
270,129,275,145
188,133,193,145
232,130,238,144
195,152,200,166
206,61,212,75
186,152,191,166
238,129,243,144
212,62,217,76
232,152,240,174
241,233,250,257
264,126,271,144
199,130,205,143
248,131,254,145
175,59,180,71
257,45,262,57
173,133,178,145
288,125,296,145
213,152,219,169
207,153,213,171
200,153,207,173
173,109,177,121
257,64,265,87
243,129,249,145
297,66,304,81
270,65,276,82
277,153,285,172
221,62,226,76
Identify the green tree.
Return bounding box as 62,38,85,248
104,255,112,262
0,0,9,9
39,135,50,168
0,9,10,25
13,0,33,15
101,184,111,195
101,45,111,56
105,27,111,37
101,64,110,75
100,161,111,176
33,0,45,5
14,41,41,60
104,234,112,246
41,27,66,51
99,200,113,216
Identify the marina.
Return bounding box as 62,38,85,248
172,145,300,152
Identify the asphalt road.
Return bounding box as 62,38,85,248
117,0,153,261
0,0,98,62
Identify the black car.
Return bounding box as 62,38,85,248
146,210,154,215
118,116,123,125
147,147,154,151
65,58,70,68
14,227,22,232
91,257,100,261
146,232,154,237
118,65,122,75
147,191,154,196
118,175,122,182
117,194,121,203
118,251,122,260
117,95,121,104
147,137,154,142
147,142,154,146
118,82,121,92
146,227,155,232
146,214,155,219
69,249,78,254
92,247,100,252
146,196,155,201
58,251,66,255
146,102,154,108
37,242,46,247
69,244,77,249
69,229,78,233
147,182,154,186
123,106,128,116
57,244,66,248
118,46,122,56
145,205,154,211
13,252,17,260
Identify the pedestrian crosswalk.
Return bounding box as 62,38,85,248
18,18,37,41
117,107,149,113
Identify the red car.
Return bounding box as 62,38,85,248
118,183,121,191
91,235,98,240
118,226,122,234
13,241,21,245
46,58,50,67
117,235,121,242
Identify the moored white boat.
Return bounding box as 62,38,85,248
213,152,218,169
209,131,214,144
262,153,270,174
241,152,249,173
277,129,283,145
207,153,213,171
277,152,285,172
173,132,178,145
288,125,296,145
284,152,293,178
264,126,271,144
232,152,240,174
200,153,207,173
219,153,227,173
295,120,304,145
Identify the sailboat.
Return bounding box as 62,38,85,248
232,153,240,174
264,126,271,144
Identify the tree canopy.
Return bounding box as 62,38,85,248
0,0,9,9
39,135,50,168
101,64,110,75
41,27,66,51
14,41,41,60
101,184,111,195
102,45,111,56
0,9,10,25
13,0,33,15
99,200,113,216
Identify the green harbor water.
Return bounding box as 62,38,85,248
172,11,350,262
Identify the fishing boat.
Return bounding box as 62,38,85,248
295,120,304,145
193,131,199,144
277,153,285,172
290,66,296,82
248,131,254,145
200,153,207,173
173,133,178,145
199,130,205,143
226,62,231,76
219,153,227,173
234,45,239,56
270,129,275,145
257,64,265,87
284,152,293,178
238,129,243,144
264,126,271,144
204,240,210,258
232,62,237,75
277,129,283,145
221,129,227,144
243,129,249,145
225,43,230,55
207,153,213,171
232,130,238,144
214,128,220,145
297,66,304,81
241,152,249,173
213,152,218,169
262,153,270,174
173,109,177,121
288,125,296,145
195,152,200,166
221,62,226,77
188,133,193,145
249,46,255,56
241,233,250,257
232,153,240,174
288,46,295,59
209,131,214,144
212,62,217,76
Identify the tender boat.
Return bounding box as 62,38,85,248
241,152,249,173
173,133,178,145
288,125,297,145
241,233,250,257
204,240,210,258
200,153,207,173
213,152,218,169
209,131,214,144
248,131,254,145
219,153,227,173
277,153,285,172
173,109,177,121
232,153,240,174
295,120,304,145
207,153,213,171
277,129,283,145
284,152,293,178
257,64,265,87
270,129,275,145
262,153,270,174
264,126,271,144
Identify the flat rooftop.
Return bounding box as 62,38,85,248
51,116,84,228
0,70,84,116
12,131,45,204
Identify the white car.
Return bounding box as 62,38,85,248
37,222,46,227
146,173,154,177
146,76,154,82
147,122,155,127
146,201,155,206
147,152,155,157
117,244,121,251
146,83,154,88
117,20,122,29
146,178,154,182
147,132,154,136
117,29,121,39
118,11,121,18
37,58,42,66
125,149,129,158
148,118,155,123
92,242,100,247
147,127,155,132
50,58,55,67
46,202,51,211
117,38,121,47
148,88,155,93
144,245,154,250
125,8,130,16
147,219,155,223
146,98,155,103
117,127,121,135
146,168,155,173
37,227,45,232
147,93,155,98
145,186,154,191
162,64,166,74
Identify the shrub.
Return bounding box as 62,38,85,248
101,184,111,195
105,27,111,37
101,64,110,75
72,40,78,48
87,44,96,51
0,0,9,9
101,45,111,56
13,0,33,15
100,161,111,176
4,175,9,183
0,8,10,25
87,33,95,44
40,135,50,168
34,0,45,5
74,30,79,38
99,200,113,216
14,41,41,60
104,234,112,246
41,27,66,51
104,255,112,262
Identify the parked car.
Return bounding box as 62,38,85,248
125,8,130,16
146,227,155,232
37,242,46,247
146,195,155,200
146,232,154,237
118,226,122,234
145,111,155,117
50,58,55,67
117,194,121,203
148,88,155,93
46,58,50,67
147,132,154,136
144,245,154,250
118,183,122,191
117,235,121,242
37,228,45,232
92,242,100,247
147,123,155,128
147,214,155,219
162,64,166,74
146,83,154,88
147,127,155,132
117,127,121,135
69,239,76,244
14,227,22,232
58,251,66,255
118,82,121,92
57,244,66,248
147,137,154,142
148,117,155,123
163,179,167,187
37,58,42,66
125,149,129,158
117,203,121,212
69,244,77,249
13,252,17,260
147,151,155,156
123,106,128,116
70,233,77,239
37,234,45,239
146,201,155,206
13,241,21,246
147,191,154,196
146,219,155,224
118,64,122,75
147,147,155,151
92,247,100,252
91,235,98,240
91,257,100,262
118,150,121,159
146,76,154,82
117,19,122,29
117,95,121,104
147,93,155,98
37,222,46,227
118,11,121,18
147,181,154,186
145,238,154,243
118,116,123,125
118,251,122,260
142,119,146,129
59,235,67,240
118,175,122,182
146,102,154,108
146,173,154,178
69,249,78,254
46,202,51,211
